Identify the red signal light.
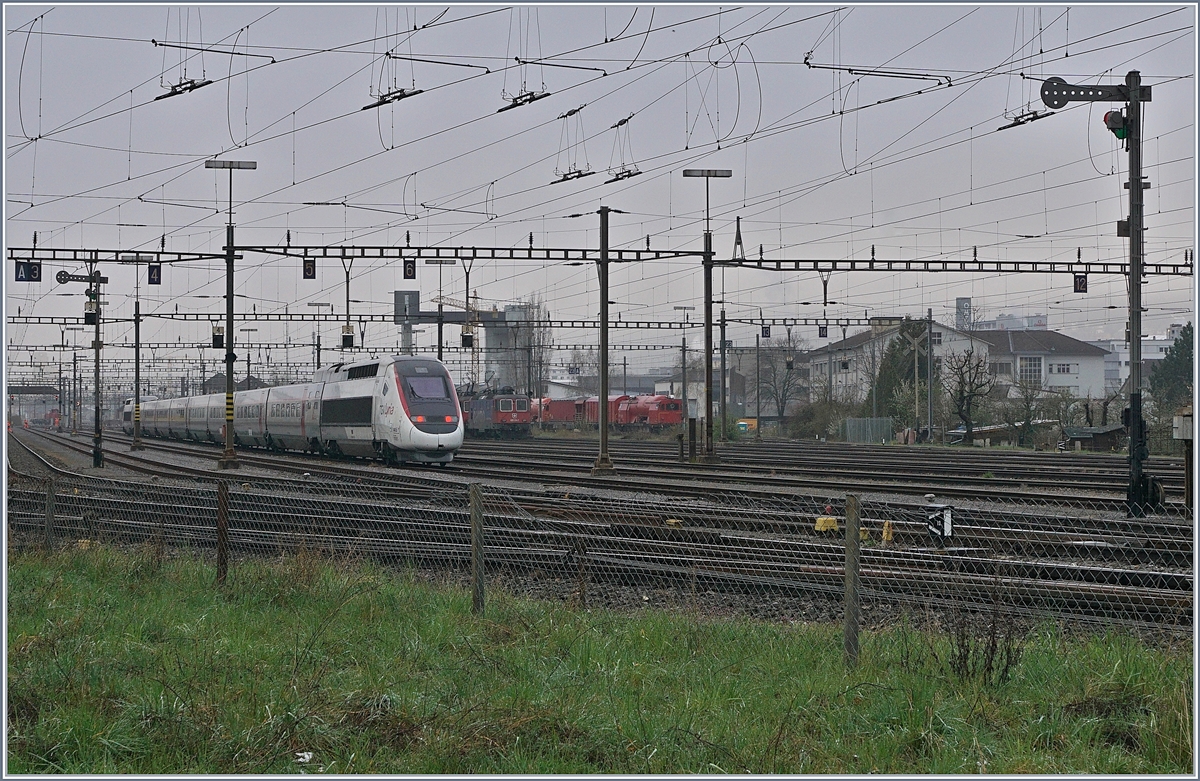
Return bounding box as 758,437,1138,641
1104,110,1127,140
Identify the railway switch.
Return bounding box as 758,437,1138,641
925,503,953,547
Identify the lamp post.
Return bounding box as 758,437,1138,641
683,168,732,461
205,158,256,470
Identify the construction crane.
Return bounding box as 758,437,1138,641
431,291,481,385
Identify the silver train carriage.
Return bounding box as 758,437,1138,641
128,356,463,464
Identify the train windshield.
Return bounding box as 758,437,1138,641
406,376,450,399
395,360,460,432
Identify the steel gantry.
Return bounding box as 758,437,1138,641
9,233,1193,478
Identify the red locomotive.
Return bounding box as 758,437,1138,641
533,394,683,431
460,386,533,438
617,395,684,427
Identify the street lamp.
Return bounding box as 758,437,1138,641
205,158,257,469
682,168,731,462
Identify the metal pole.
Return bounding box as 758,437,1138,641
1126,70,1148,515
927,308,934,443
91,266,103,468
593,206,615,474
219,215,239,469
72,352,78,433
132,299,143,449
913,334,920,437
623,356,627,396
720,307,727,441
703,230,716,460
756,332,761,439
437,262,444,361
681,334,688,460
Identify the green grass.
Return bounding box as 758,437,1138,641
7,544,1193,773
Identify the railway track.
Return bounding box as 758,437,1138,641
10,429,1195,628
7,438,1191,631
15,430,1193,566
459,436,1187,500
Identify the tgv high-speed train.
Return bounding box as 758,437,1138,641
123,356,463,465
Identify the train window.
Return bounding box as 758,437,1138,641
499,399,513,412
406,377,449,399
346,364,379,380
515,398,528,412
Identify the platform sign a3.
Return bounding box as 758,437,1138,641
14,260,42,282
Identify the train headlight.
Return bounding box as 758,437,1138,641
413,415,426,423
445,416,456,423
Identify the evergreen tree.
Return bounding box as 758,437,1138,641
866,319,932,420
1148,322,1193,412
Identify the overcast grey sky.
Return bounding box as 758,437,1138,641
5,3,1195,380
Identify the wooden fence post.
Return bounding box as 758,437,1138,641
844,494,861,667
469,483,485,614
216,481,229,585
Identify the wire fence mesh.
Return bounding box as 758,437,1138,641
6,465,1193,636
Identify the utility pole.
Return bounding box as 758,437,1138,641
565,206,626,474
719,306,727,441
1041,70,1153,514
72,352,78,433
684,168,732,462
341,254,354,351
755,330,762,439
681,334,688,451
591,205,619,475
132,299,144,449
85,261,104,467
205,158,256,470
927,308,934,443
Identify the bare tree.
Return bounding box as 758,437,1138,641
943,348,994,444
511,296,552,396
568,348,603,396
757,330,808,417
1000,376,1043,447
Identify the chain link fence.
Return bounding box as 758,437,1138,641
7,465,1192,636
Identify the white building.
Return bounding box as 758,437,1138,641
1088,323,1189,392
807,319,991,405
976,330,1109,399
